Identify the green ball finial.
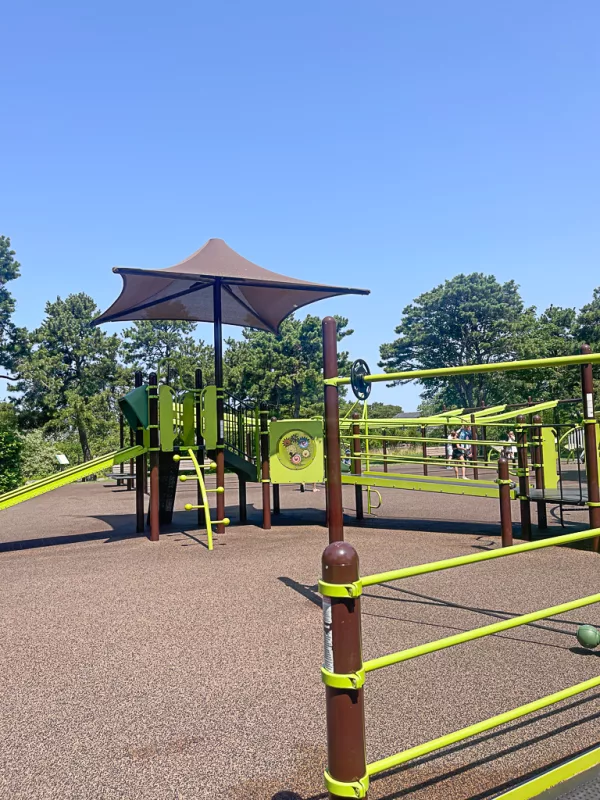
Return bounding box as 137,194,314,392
179,475,187,482
577,624,600,649
184,503,193,511
223,517,231,527
173,454,181,462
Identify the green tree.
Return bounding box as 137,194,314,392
12,293,121,461
224,314,353,417
0,236,23,376
20,429,61,480
0,402,22,492
121,320,214,388
576,288,600,352
379,273,537,409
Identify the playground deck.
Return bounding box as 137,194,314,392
1,479,599,799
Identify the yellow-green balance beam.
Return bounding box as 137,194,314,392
366,673,600,778
363,592,600,673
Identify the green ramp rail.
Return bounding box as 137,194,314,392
0,445,146,512
319,529,600,799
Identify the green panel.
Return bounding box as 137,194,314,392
119,386,149,430
541,427,559,490
201,386,217,450
159,385,175,452
269,419,324,484
182,391,196,447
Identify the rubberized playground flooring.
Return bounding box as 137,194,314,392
1,474,599,799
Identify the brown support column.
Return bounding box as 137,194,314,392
322,541,367,799
421,426,428,475
118,413,125,485
532,414,548,531
260,404,271,530
195,369,205,527
134,371,145,534
148,372,160,542
516,414,532,541
498,457,513,548
128,427,134,491
470,413,479,481
239,476,247,523
581,344,600,548
214,280,226,534
323,317,344,544
352,413,363,521
271,417,281,514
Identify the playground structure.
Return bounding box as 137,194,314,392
3,343,600,552
320,316,600,798
5,241,600,797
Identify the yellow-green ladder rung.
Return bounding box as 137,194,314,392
174,451,229,550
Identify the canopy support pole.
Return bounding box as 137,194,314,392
214,279,226,534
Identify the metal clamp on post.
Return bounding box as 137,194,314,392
321,666,365,690
495,479,512,486
587,501,600,508
318,578,363,598
324,771,369,799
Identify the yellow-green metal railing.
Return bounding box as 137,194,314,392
319,528,600,798
328,352,600,387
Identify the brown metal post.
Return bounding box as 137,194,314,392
516,414,532,541
148,372,160,542
421,425,428,475
532,414,548,530
470,413,479,481
382,430,388,473
128,427,134,491
134,371,145,533
480,400,488,471
214,280,226,534
195,369,205,527
581,344,600,548
352,413,363,520
498,457,513,548
271,417,281,514
118,413,125,485
322,541,367,799
323,317,344,544
260,404,271,530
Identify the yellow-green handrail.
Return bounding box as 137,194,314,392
363,592,600,673
366,674,600,779
328,352,600,387
319,529,600,598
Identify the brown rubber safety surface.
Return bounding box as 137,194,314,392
1,476,600,799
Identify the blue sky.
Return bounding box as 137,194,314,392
3,1,600,408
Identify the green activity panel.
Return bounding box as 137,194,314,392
159,385,175,452
200,386,217,450
269,419,324,484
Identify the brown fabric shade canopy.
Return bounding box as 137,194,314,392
93,238,369,333
93,238,369,537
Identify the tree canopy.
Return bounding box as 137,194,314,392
0,236,22,376
224,314,353,417
122,320,214,388
380,273,540,409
